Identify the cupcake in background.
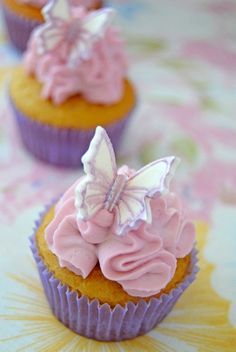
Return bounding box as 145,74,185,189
2,0,103,51
31,126,197,341
9,0,136,167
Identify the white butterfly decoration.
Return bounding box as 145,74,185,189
75,127,179,236
36,0,115,66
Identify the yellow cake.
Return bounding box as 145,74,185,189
10,67,136,130
3,0,44,22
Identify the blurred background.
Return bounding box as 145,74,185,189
0,0,236,351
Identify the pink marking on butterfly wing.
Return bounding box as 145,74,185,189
114,156,179,236
75,127,117,221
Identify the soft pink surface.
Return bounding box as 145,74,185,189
45,176,195,297
24,9,127,105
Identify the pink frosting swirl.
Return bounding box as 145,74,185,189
24,9,127,105
146,194,196,258
77,191,195,259
17,0,100,9
98,227,176,297
78,209,114,244
45,175,195,297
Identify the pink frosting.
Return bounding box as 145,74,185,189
146,194,196,258
24,9,127,105
17,0,100,9
45,181,98,278
78,209,114,244
45,176,195,297
98,228,176,297
77,188,195,260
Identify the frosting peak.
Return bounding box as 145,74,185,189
24,2,127,105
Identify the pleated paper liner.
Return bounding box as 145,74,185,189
2,4,41,51
10,98,134,168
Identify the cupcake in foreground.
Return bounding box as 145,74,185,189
9,0,136,167
31,126,197,341
2,0,103,51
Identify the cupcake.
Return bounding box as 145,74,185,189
9,0,136,167
31,126,197,341
2,0,103,51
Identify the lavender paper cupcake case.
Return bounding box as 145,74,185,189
30,210,199,342
10,98,135,168
2,3,41,52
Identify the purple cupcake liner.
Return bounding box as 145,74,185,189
10,98,134,168
30,209,199,341
2,3,41,52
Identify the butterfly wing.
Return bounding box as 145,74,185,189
37,0,71,54
42,0,71,22
75,127,117,220
36,24,65,54
114,156,179,235
82,8,115,41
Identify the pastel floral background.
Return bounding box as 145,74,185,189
0,0,236,350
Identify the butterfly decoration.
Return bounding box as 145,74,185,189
75,127,179,236
36,0,115,66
